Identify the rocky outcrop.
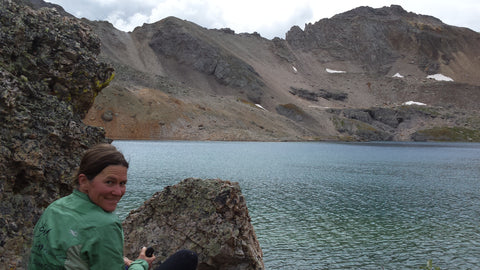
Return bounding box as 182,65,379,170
145,17,265,103
0,1,112,267
286,5,480,76
1,1,114,118
275,103,308,122
123,178,264,270
289,87,348,102
327,105,480,141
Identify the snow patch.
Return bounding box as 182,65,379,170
309,105,330,109
326,68,346,74
403,101,427,106
392,73,404,78
255,104,267,111
427,74,453,81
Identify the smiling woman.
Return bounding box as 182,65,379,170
28,144,156,270
28,143,198,270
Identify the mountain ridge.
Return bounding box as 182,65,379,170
70,4,480,141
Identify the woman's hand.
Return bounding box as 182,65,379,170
137,246,156,269
124,256,133,266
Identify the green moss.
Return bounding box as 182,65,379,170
331,116,390,141
355,120,377,132
237,98,255,107
465,116,480,127
416,126,480,142
94,72,115,90
332,116,376,132
400,105,440,117
331,116,345,130
281,103,303,113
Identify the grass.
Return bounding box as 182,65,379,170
415,126,480,142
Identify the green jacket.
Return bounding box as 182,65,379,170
29,190,148,270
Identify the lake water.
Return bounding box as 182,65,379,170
113,141,480,269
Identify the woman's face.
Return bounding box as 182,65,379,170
80,165,128,212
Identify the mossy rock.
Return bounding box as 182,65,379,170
412,126,480,142
332,116,392,141
275,103,307,121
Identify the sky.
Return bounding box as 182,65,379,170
45,0,480,39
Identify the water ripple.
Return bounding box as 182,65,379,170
114,141,480,269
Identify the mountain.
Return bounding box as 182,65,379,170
2,1,479,267
57,4,480,141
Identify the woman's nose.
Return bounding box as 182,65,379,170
112,185,124,195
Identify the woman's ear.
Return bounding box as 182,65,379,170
78,174,90,193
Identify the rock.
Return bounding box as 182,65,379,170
327,106,480,141
123,178,264,270
317,89,348,101
342,109,373,124
289,87,348,102
275,103,306,122
101,110,114,121
369,107,403,128
218,28,235,35
0,1,112,267
0,1,114,118
289,87,318,101
331,115,393,141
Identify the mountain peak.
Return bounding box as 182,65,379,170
286,5,478,75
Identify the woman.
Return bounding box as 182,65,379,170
29,144,197,270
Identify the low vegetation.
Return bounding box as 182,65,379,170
415,126,480,142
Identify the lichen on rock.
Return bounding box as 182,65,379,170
0,0,114,118
0,1,112,267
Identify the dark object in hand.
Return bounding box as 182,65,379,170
146,247,154,257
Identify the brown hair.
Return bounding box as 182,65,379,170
74,144,129,186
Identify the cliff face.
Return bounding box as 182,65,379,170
83,5,480,142
0,1,112,267
286,5,480,79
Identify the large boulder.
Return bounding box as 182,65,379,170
0,1,112,267
123,178,264,270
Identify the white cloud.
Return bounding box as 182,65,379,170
107,12,150,31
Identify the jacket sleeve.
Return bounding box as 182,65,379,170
128,259,149,270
